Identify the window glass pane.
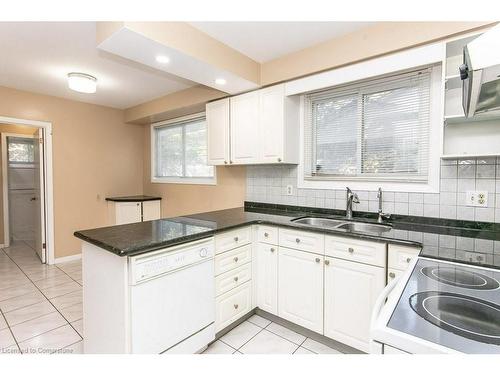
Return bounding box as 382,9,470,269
8,139,34,163
184,120,214,177
313,94,358,175
155,125,183,177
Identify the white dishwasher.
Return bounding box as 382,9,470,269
129,238,215,354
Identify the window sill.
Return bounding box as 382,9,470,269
151,176,217,185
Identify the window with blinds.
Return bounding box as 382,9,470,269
303,68,432,182
153,114,214,183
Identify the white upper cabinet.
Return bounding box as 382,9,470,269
230,90,261,164
206,98,230,165
206,83,300,166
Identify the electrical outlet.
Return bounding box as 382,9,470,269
466,191,488,207
286,185,293,196
464,251,487,264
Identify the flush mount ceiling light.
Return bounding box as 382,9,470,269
67,72,97,94
155,55,170,64
215,78,227,86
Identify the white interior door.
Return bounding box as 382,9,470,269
33,128,46,263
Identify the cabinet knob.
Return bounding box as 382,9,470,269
264,232,269,238
234,304,239,309
315,258,321,263
234,236,239,242
406,257,412,263
324,260,330,266
136,203,140,206
295,238,301,243
277,158,282,162
389,272,396,279
234,276,239,282
224,160,228,165
348,247,354,253
230,160,233,164
270,247,275,253
233,257,239,262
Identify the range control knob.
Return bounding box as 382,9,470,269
199,248,208,258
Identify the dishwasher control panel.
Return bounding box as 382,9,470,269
129,238,214,284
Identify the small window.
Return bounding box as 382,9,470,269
151,114,215,184
303,68,432,182
8,137,35,164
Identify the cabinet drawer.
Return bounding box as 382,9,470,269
325,235,386,267
279,228,324,254
387,268,404,283
215,262,252,296
388,245,420,271
215,227,252,255
214,244,252,276
215,282,252,331
257,225,278,245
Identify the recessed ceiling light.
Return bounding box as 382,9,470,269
215,78,227,85
67,72,97,94
156,55,170,64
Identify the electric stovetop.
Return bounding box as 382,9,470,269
388,258,500,354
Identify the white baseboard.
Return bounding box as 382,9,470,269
54,253,82,264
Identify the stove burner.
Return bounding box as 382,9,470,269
421,266,500,290
410,291,500,345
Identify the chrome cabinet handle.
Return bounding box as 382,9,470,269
234,276,239,282
264,232,269,237
234,304,239,309
234,257,239,262
295,238,301,243
270,248,275,253
224,160,228,164
277,158,282,162
324,260,330,266
389,272,396,278
230,160,233,164
315,258,320,263
348,247,354,253
234,236,239,242
406,257,411,263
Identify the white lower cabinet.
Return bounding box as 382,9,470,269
278,247,324,333
324,256,385,352
215,282,252,331
256,243,278,315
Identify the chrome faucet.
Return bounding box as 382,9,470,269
377,187,391,224
345,187,359,219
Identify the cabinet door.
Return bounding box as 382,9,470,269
259,85,284,163
256,243,278,315
142,201,161,222
324,257,385,353
206,98,230,165
278,247,323,333
115,202,142,225
230,91,260,164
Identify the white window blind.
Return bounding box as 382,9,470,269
304,68,432,182
153,114,214,182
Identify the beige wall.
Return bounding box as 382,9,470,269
0,86,144,258
260,22,495,85
143,125,246,218
0,124,38,244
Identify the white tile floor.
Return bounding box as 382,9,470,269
0,241,83,354
1,240,343,355
203,314,343,355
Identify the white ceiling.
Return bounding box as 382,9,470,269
0,22,195,109
190,22,375,63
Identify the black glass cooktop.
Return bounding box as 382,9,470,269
388,259,500,353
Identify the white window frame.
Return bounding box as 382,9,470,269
297,64,443,193
151,113,216,185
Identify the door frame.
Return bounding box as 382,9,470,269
0,116,54,264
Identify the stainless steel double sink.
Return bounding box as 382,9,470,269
291,216,392,235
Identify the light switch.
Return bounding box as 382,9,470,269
465,191,488,207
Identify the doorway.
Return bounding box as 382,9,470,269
0,116,54,264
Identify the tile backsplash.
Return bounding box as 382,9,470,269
245,157,500,223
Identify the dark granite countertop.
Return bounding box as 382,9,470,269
74,202,500,268
105,195,161,202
